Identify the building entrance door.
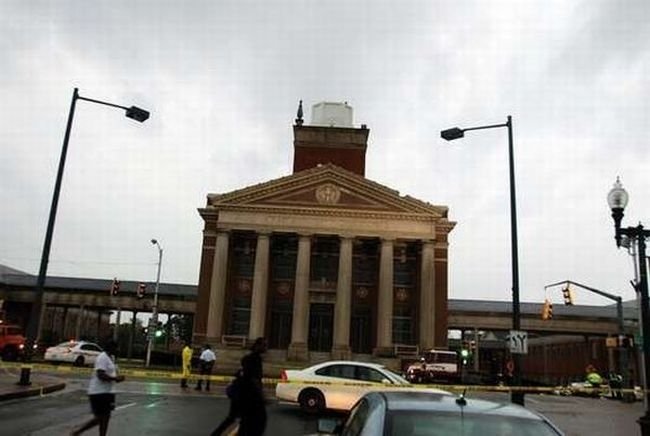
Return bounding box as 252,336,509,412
269,303,292,349
308,303,333,352
351,306,372,353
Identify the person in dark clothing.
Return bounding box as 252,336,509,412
211,337,267,436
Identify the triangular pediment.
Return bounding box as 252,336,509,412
207,164,447,218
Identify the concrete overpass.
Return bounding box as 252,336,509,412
1,265,638,342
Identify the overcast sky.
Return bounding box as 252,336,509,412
1,1,648,307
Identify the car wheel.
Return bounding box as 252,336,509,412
74,356,85,367
299,388,325,414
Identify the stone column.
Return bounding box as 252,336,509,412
419,240,436,350
75,305,85,340
113,308,121,342
206,230,230,343
127,311,137,359
374,239,394,355
288,234,311,361
249,232,271,341
332,236,353,359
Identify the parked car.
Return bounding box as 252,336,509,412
44,340,103,366
276,360,449,414
0,323,27,361
317,391,564,436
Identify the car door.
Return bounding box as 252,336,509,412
355,366,394,399
314,364,363,410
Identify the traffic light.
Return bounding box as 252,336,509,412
136,283,146,299
562,287,574,305
155,321,164,338
619,335,634,348
459,348,469,365
541,299,553,320
110,278,120,296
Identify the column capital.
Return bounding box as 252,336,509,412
339,234,356,241
256,231,272,238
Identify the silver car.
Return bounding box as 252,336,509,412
317,391,564,436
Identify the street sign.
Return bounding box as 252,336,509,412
508,330,528,354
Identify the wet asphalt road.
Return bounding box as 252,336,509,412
0,376,644,436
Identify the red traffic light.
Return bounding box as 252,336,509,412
137,283,146,299
110,278,120,296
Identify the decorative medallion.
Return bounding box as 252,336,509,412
315,183,341,205
356,286,369,299
395,288,409,302
237,279,252,295
276,281,291,296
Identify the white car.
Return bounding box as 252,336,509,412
44,340,103,367
275,360,450,413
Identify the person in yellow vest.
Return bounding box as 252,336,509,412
585,364,603,387
181,340,193,389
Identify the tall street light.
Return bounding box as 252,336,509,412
146,239,163,367
18,88,150,386
441,116,524,405
607,177,650,434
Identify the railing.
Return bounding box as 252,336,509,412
394,344,419,357
221,335,248,348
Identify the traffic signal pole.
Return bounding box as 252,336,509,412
145,241,162,367
544,280,630,395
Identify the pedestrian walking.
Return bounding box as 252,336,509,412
211,337,267,436
70,340,124,436
195,344,216,391
180,340,193,388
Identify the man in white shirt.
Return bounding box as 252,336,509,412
195,344,217,391
71,341,125,436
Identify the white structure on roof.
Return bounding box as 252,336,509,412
311,101,353,127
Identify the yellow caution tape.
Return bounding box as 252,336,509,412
0,360,642,395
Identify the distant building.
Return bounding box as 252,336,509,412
193,102,456,360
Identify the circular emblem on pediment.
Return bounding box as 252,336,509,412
356,286,369,299
276,281,291,296
315,183,341,205
237,279,252,295
395,288,409,302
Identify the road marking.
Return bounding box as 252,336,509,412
115,401,137,411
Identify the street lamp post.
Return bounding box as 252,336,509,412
607,177,650,435
441,116,524,405
18,88,149,386
145,239,163,368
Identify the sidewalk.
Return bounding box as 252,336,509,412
0,367,66,402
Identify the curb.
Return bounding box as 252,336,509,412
0,381,66,402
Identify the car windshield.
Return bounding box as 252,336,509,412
382,367,410,384
387,411,559,436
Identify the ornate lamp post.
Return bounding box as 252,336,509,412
441,116,524,405
18,88,149,386
607,177,650,434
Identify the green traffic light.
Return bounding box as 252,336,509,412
460,349,469,358
155,330,163,338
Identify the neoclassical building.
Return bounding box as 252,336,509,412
193,102,455,360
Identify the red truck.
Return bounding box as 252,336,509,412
0,323,27,361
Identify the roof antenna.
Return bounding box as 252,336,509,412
295,100,304,126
